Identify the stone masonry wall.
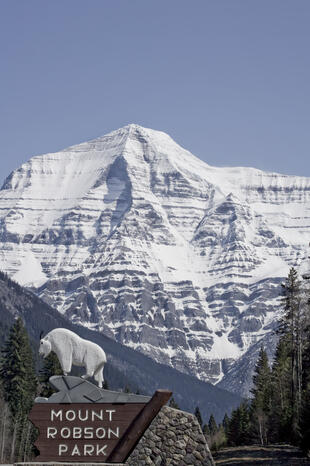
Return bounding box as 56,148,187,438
126,406,215,466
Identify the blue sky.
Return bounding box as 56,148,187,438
1,0,309,182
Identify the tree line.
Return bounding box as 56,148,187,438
195,267,310,454
0,317,63,462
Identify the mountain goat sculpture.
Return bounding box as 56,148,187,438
39,328,106,388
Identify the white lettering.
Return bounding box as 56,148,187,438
72,427,82,439
84,444,95,456
59,444,68,455
78,409,88,421
51,409,62,421
71,444,81,456
95,427,106,439
96,444,107,456
66,410,76,421
47,427,57,438
91,410,104,421
108,427,119,439
84,427,93,439
60,427,70,439
106,409,115,422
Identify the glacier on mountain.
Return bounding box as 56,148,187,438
0,124,309,396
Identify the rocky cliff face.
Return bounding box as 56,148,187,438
0,124,309,395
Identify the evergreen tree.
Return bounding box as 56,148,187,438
202,423,210,437
222,413,230,436
169,397,179,409
0,317,37,417
208,414,217,436
300,277,310,453
194,406,203,427
0,318,37,461
39,352,63,398
300,388,310,455
227,402,250,446
279,267,306,443
0,385,10,463
250,347,272,445
269,336,292,442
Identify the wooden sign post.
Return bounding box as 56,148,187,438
29,376,171,463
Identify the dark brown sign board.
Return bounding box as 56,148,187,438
29,387,171,463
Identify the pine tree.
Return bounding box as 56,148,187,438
300,388,310,455
0,318,37,461
300,277,310,454
0,386,10,463
208,414,217,436
279,267,306,443
227,402,250,446
250,347,272,445
269,336,291,442
194,406,203,427
169,397,179,409
39,351,63,398
0,317,37,416
202,423,210,437
222,413,230,435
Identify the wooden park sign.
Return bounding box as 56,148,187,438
29,376,171,463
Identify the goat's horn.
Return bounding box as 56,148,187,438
39,330,44,340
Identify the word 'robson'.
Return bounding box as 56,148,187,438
47,426,120,439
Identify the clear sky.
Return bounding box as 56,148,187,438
1,0,309,183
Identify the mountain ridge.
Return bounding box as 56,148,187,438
0,270,241,421
0,124,309,395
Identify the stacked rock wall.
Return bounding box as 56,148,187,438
127,406,215,466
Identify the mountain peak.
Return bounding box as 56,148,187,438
0,125,310,397
92,123,173,144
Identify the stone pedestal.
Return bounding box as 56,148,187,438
127,405,215,466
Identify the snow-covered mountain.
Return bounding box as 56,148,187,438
0,124,309,395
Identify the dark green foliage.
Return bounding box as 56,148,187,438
0,317,38,462
169,397,179,409
222,413,230,435
202,423,210,436
277,267,307,444
300,388,310,453
0,386,10,462
0,317,37,417
39,352,63,398
227,268,310,451
269,336,292,443
194,406,203,426
300,278,310,454
208,414,217,435
227,401,250,446
250,347,272,445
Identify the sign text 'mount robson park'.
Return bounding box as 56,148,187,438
32,331,172,463
29,403,146,461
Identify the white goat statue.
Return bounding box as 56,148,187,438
39,328,107,388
